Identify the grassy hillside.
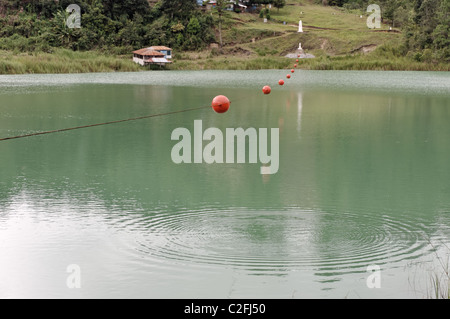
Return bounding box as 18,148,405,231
171,0,449,71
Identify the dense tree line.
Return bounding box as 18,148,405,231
318,0,449,62
0,0,215,52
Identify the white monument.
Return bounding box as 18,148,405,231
298,20,303,33
298,43,302,50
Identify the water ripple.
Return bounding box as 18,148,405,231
114,207,439,276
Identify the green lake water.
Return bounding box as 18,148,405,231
0,70,449,298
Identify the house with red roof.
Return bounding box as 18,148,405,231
132,46,173,66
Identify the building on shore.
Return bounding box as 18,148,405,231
132,46,173,67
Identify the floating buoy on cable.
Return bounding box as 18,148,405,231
287,74,291,79
211,95,231,113
294,64,297,68
291,69,295,73
262,86,272,95
278,80,285,86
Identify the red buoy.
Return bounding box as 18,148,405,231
211,95,231,113
291,69,295,73
296,59,299,62
262,86,272,95
297,54,301,58
278,80,285,86
294,64,297,68
286,74,291,79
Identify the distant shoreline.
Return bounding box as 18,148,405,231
0,1,448,75
0,48,448,75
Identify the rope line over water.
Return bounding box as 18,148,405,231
0,105,211,142
0,58,296,143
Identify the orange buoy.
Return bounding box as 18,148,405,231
211,95,231,113
262,86,272,95
278,80,285,86
286,74,291,79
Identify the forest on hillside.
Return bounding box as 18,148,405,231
0,0,216,53
0,0,447,62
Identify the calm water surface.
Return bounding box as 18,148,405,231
0,70,449,298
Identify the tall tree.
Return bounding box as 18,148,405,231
273,0,286,12
432,0,449,52
160,0,198,21
102,0,150,20
215,0,228,47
